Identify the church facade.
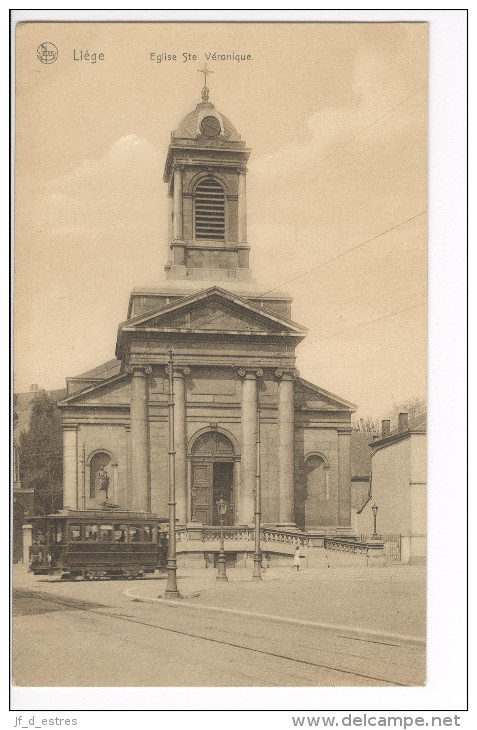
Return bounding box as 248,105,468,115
58,86,356,534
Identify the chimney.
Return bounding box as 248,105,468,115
398,412,409,432
381,420,390,438
30,384,38,393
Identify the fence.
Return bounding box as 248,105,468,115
360,533,401,561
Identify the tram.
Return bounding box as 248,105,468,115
28,509,168,580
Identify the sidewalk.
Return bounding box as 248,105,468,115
127,563,426,641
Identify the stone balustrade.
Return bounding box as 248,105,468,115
324,536,386,566
159,525,385,566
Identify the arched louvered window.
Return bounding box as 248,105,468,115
194,178,225,240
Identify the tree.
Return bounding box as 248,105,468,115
353,396,426,434
19,390,63,514
386,397,426,428
352,414,380,434
13,393,18,429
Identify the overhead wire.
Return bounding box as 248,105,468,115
163,209,426,337
157,84,427,338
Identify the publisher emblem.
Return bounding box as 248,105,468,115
37,43,58,64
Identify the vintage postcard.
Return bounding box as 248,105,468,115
10,13,463,718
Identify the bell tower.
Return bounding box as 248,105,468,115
163,65,252,283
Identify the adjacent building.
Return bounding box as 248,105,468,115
357,412,427,564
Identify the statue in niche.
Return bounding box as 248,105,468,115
96,466,110,502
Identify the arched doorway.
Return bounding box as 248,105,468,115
190,431,236,525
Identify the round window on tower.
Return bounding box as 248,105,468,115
200,116,221,138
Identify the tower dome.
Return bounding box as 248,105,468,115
173,101,242,143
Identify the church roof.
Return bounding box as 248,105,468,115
295,377,357,412
72,358,121,380
173,101,241,143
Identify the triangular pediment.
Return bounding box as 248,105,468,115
119,287,307,337
296,377,357,412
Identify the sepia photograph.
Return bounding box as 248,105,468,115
9,11,466,718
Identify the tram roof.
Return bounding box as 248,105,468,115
29,510,168,522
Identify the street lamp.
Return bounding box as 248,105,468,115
371,502,379,540
252,404,262,581
216,495,228,582
164,347,179,598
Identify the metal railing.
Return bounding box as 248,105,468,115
359,533,401,561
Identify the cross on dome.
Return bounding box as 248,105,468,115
197,62,214,102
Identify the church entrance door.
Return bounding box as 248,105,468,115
212,462,234,526
191,431,235,525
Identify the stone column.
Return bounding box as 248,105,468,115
276,370,295,525
238,369,261,524
238,171,247,243
125,425,131,509
173,366,190,524
129,366,152,512
62,425,78,510
173,167,183,240
337,428,352,526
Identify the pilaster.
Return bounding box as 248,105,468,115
173,166,183,241
238,171,247,244
62,425,78,510
337,427,352,526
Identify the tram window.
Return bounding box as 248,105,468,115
128,526,141,542
113,525,128,542
99,524,114,542
143,525,153,542
85,524,98,541
70,525,82,541
55,524,64,542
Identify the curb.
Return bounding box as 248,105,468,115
123,587,425,647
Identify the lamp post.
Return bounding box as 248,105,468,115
371,502,379,540
252,404,262,581
216,496,228,582
164,347,179,598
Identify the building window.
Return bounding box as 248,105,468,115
194,178,225,240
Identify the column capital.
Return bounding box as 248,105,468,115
275,368,296,381
127,365,152,375
62,424,78,432
237,367,263,379
165,365,191,377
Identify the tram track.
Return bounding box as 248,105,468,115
13,588,413,687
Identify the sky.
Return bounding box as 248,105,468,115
14,22,428,419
